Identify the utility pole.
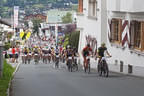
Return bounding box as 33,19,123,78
0,42,4,78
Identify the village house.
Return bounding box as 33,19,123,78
77,0,144,77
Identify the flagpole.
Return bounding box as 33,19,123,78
13,0,15,39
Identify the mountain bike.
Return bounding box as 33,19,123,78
84,56,91,74
34,53,39,64
71,56,78,72
67,56,73,72
55,55,59,68
27,53,32,64
98,56,110,77
47,54,51,63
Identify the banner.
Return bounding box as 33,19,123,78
26,32,31,40
20,29,24,38
14,6,19,28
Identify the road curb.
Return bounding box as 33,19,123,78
78,61,144,79
7,60,21,96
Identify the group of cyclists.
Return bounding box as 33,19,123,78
82,43,112,77
21,45,79,69
21,42,112,77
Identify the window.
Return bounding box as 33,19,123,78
88,0,97,17
78,0,83,13
110,19,122,44
130,21,144,51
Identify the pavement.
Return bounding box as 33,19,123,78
11,60,144,96
7,58,21,68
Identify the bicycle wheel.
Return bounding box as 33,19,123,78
84,65,86,73
55,58,59,68
72,63,77,72
104,63,109,77
68,60,72,72
25,56,27,64
88,63,90,74
98,64,102,76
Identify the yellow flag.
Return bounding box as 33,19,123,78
26,32,31,40
20,31,24,38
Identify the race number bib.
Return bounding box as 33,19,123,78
68,57,72,59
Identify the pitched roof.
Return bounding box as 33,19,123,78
0,19,11,27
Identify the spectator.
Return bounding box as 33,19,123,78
12,46,16,63
8,48,12,62
15,46,20,63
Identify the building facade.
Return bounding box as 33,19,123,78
77,0,144,76
77,0,107,68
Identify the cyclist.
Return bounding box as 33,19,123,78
73,48,79,63
55,46,59,55
46,47,51,63
65,45,73,66
27,48,32,64
33,46,40,63
23,47,29,55
97,43,111,64
55,46,60,68
62,47,66,63
82,44,92,69
33,47,39,54
22,47,29,64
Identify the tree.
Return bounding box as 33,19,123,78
63,31,80,50
32,18,42,35
69,31,80,49
62,12,72,23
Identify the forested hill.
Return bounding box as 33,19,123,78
0,0,78,7
0,0,78,18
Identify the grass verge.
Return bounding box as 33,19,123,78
0,60,15,96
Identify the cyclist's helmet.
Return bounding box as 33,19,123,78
56,46,58,49
87,44,90,47
67,45,71,49
101,43,106,47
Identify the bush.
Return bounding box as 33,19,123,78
0,60,15,96
4,42,11,50
63,31,80,50
69,31,80,49
63,34,69,48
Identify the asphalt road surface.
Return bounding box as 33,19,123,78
12,60,144,96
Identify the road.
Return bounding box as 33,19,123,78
12,60,144,96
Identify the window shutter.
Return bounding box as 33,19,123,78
118,19,122,43
111,19,116,42
93,1,96,16
130,21,135,48
141,22,144,50
79,0,83,13
133,21,141,49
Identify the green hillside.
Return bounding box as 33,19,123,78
0,0,78,18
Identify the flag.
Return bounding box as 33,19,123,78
26,32,31,40
20,31,24,38
14,6,19,28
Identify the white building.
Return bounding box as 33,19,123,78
0,19,13,40
77,0,144,77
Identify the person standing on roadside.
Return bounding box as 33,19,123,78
12,46,16,63
15,46,20,63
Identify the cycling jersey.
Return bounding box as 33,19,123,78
55,49,59,54
66,49,73,57
34,49,39,54
82,46,92,57
48,49,51,54
98,47,107,57
23,48,28,55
